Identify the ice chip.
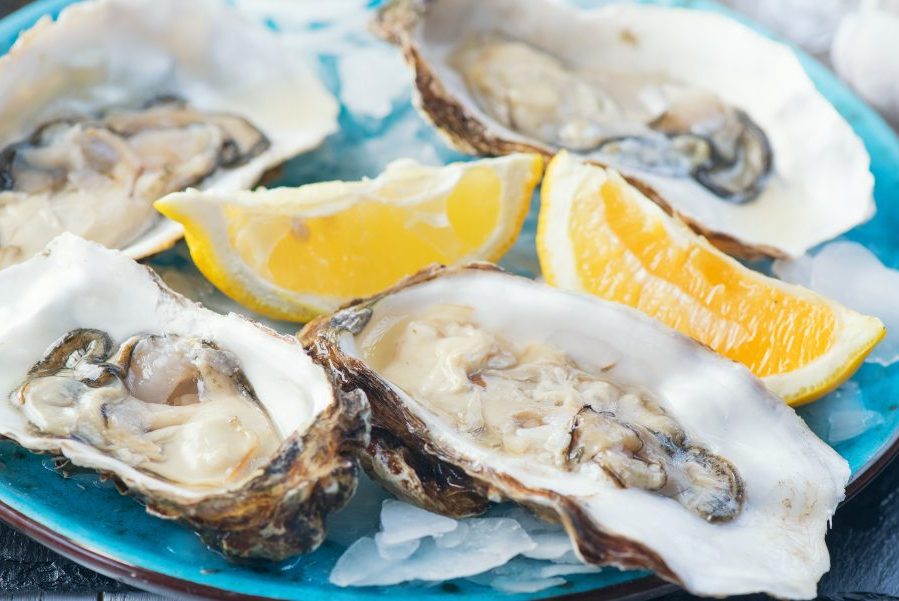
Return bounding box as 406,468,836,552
377,499,458,545
522,531,575,560
540,562,603,577
329,537,393,587
828,408,885,443
773,241,899,365
330,516,536,587
338,47,411,120
331,498,598,589
468,556,588,593
799,381,884,445
490,575,566,593
375,534,420,560
434,520,470,548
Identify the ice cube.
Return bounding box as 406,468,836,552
522,531,574,560
434,520,470,548
799,381,885,445
377,499,458,545
773,241,899,365
330,516,536,587
329,537,394,587
489,575,566,593
374,533,421,560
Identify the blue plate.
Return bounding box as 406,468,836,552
1,1,899,600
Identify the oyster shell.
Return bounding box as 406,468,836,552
303,264,850,598
0,0,338,269
0,234,367,560
374,0,873,258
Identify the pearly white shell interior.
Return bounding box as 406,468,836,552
0,0,339,260
410,0,874,256
340,269,850,599
0,234,335,502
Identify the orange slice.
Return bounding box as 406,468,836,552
538,151,883,405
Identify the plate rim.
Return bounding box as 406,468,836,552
1,0,899,600
0,453,892,601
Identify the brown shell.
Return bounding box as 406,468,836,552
299,263,680,585
372,0,783,261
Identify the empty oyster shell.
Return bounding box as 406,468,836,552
303,264,850,598
0,234,367,560
375,0,873,258
0,0,338,269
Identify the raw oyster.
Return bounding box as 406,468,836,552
0,234,367,560
303,264,850,598
375,0,873,258
0,0,338,269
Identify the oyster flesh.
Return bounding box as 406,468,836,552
0,234,367,560
0,98,270,268
303,264,850,598
375,0,873,258
0,0,338,269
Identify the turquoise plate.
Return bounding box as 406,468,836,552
1,0,899,599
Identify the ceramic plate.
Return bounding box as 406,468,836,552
1,0,898,599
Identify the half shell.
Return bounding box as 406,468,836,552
375,0,874,258
0,0,338,268
303,263,849,598
0,234,367,560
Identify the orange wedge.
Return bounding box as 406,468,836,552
537,151,884,405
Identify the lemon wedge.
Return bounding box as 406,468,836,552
155,153,542,321
537,151,884,405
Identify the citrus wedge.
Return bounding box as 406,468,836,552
155,153,542,321
538,151,884,405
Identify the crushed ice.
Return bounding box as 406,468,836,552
773,241,899,366
233,0,411,121
329,498,600,591
799,381,885,445
774,241,894,445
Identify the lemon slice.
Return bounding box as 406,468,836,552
155,153,542,321
538,151,884,405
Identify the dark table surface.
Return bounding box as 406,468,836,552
0,0,898,599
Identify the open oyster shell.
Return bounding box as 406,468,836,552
303,264,850,598
0,234,367,560
0,0,338,269
374,0,874,258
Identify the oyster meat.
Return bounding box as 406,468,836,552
0,234,367,560
451,35,771,203
0,98,269,268
0,0,338,269
375,0,873,258
304,264,850,598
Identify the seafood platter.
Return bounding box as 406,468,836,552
1,0,899,599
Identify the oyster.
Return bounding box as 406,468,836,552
0,234,367,560
0,0,338,269
303,264,850,598
375,0,873,258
